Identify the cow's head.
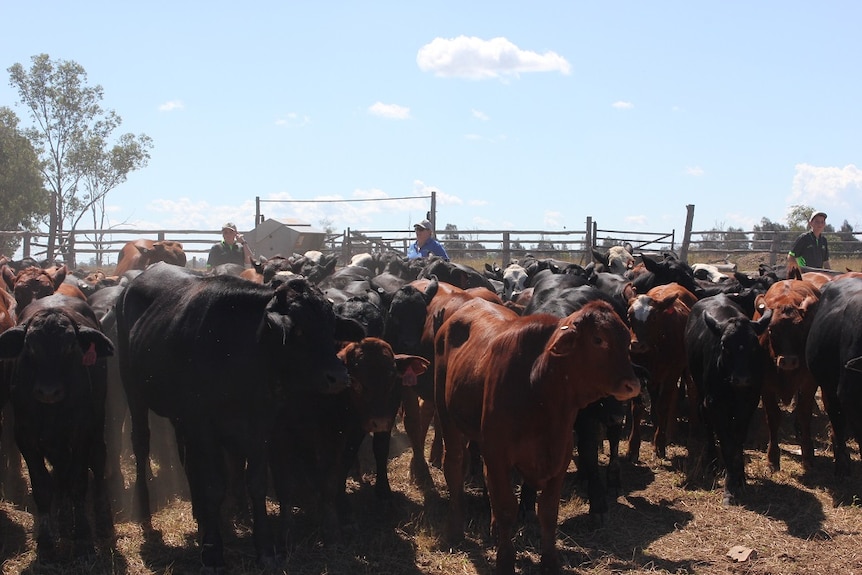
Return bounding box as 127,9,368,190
704,309,771,387
339,337,429,432
0,309,113,404
9,265,67,310
265,277,359,396
541,300,641,403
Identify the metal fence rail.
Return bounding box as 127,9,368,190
2,226,861,269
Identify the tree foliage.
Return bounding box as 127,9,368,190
0,107,50,256
7,53,153,262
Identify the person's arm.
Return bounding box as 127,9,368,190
237,234,254,266
406,242,420,260
434,240,450,261
206,244,218,269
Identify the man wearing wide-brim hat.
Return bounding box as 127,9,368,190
787,210,830,274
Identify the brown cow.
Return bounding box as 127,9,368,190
626,282,696,461
392,278,504,485
2,264,85,310
113,239,186,276
754,279,821,471
434,297,640,575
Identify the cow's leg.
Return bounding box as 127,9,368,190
440,421,467,543
15,431,55,559
127,400,153,525
761,385,783,472
819,379,850,476
371,431,393,498
604,399,626,492
483,458,520,575
182,435,226,572
574,403,607,518
245,433,278,568
626,393,644,463
794,376,818,471
401,387,431,486
721,389,760,506
653,378,680,460
87,436,114,541
429,410,444,469
68,447,95,558
536,472,565,575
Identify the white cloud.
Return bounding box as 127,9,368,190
612,101,634,110
158,100,184,112
624,214,649,227
788,163,862,214
686,166,705,176
368,102,410,119
417,36,571,79
543,211,565,228
472,109,489,121
275,112,310,127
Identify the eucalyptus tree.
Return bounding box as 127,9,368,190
0,106,50,256
8,53,153,263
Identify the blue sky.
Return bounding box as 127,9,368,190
2,1,861,237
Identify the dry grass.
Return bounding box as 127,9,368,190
0,399,860,575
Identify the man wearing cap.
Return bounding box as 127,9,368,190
787,210,830,274
407,219,449,260
207,222,253,269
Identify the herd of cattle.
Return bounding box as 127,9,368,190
0,238,860,574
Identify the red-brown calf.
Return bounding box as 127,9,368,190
435,298,640,575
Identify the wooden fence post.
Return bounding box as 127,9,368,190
502,231,511,265
680,204,695,262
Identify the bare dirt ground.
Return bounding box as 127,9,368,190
0,396,860,575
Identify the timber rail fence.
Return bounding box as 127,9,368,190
3,225,862,271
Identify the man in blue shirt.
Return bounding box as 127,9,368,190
407,219,449,260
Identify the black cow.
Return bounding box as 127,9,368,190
805,276,862,477
685,294,771,505
628,253,705,298
115,262,362,571
0,294,114,560
418,259,496,292
523,278,634,519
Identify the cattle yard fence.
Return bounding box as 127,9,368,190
2,225,861,270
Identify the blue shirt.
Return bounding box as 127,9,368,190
407,237,449,260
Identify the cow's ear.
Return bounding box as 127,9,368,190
656,293,680,312
395,354,429,377
0,326,26,359
78,326,114,358
335,316,365,343
549,324,578,356
591,248,607,265
642,256,659,272
423,277,439,303
1,265,15,291
703,311,722,335
51,264,68,289
753,294,767,318
753,308,772,335
845,356,862,373
799,295,818,314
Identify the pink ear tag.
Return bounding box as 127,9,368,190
402,365,418,387
82,342,97,366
